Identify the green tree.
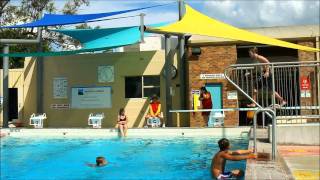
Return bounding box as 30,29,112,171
0,0,90,68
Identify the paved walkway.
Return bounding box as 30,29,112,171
278,146,320,180
245,129,290,180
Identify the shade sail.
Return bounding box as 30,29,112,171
0,22,167,57
150,4,319,52
0,26,143,57
54,26,142,49
1,4,167,28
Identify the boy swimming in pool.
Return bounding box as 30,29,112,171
87,156,108,167
211,138,256,179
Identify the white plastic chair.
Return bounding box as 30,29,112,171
147,117,161,127
208,112,225,127
29,113,47,128
88,113,105,128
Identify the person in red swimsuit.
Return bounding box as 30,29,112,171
145,95,163,126
199,86,213,123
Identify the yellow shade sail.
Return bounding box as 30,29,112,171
151,4,319,52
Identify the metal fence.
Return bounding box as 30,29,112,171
225,61,320,123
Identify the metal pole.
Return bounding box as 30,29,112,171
316,37,320,116
36,28,43,114
271,110,277,160
165,35,172,126
139,13,145,43
2,45,9,127
178,0,186,109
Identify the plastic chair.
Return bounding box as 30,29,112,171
208,112,225,127
147,117,161,127
29,113,47,128
88,113,105,128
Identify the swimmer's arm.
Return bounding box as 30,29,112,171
86,163,96,167
229,149,254,155
223,152,256,161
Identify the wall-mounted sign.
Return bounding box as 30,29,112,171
71,86,112,109
53,77,68,99
300,76,311,90
227,91,238,100
191,89,201,110
200,73,225,79
98,66,114,83
191,90,201,95
51,104,70,109
301,90,311,98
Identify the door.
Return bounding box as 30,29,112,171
205,84,223,125
9,88,18,121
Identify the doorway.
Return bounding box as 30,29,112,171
9,88,18,121
205,84,223,125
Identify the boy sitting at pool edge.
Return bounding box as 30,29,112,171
211,138,256,179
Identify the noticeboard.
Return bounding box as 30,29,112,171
71,86,112,109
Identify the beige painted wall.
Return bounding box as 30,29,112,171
38,50,184,128
0,58,37,127
1,50,187,128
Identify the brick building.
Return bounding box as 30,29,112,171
186,25,319,127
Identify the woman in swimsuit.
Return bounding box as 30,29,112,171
118,108,128,137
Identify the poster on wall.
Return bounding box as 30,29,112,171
98,66,114,83
227,91,238,100
53,77,68,99
71,86,112,109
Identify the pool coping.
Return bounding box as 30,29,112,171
0,127,251,138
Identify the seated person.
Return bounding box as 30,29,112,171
117,108,128,137
211,138,256,179
145,95,163,127
86,156,108,167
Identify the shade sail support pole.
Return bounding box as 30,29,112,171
2,45,9,127
178,0,186,110
139,13,145,43
165,35,173,126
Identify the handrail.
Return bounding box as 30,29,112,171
253,108,277,160
169,106,320,113
230,61,319,67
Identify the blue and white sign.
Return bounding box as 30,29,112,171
71,87,112,109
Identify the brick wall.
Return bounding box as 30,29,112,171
187,46,239,127
297,41,318,118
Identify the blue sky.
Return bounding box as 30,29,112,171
10,0,320,28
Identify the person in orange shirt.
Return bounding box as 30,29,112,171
145,95,163,126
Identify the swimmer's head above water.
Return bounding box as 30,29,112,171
96,156,108,167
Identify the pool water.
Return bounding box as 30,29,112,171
1,136,248,180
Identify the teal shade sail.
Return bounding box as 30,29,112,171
1,23,168,57
0,26,142,57
54,26,142,49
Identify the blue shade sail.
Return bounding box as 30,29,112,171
1,3,170,28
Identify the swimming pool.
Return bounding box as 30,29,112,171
1,135,248,180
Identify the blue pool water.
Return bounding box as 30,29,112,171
1,136,248,180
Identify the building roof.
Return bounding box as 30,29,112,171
189,24,320,45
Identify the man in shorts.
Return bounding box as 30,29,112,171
247,47,286,107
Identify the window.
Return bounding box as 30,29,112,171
125,76,160,98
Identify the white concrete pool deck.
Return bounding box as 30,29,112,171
0,127,250,138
